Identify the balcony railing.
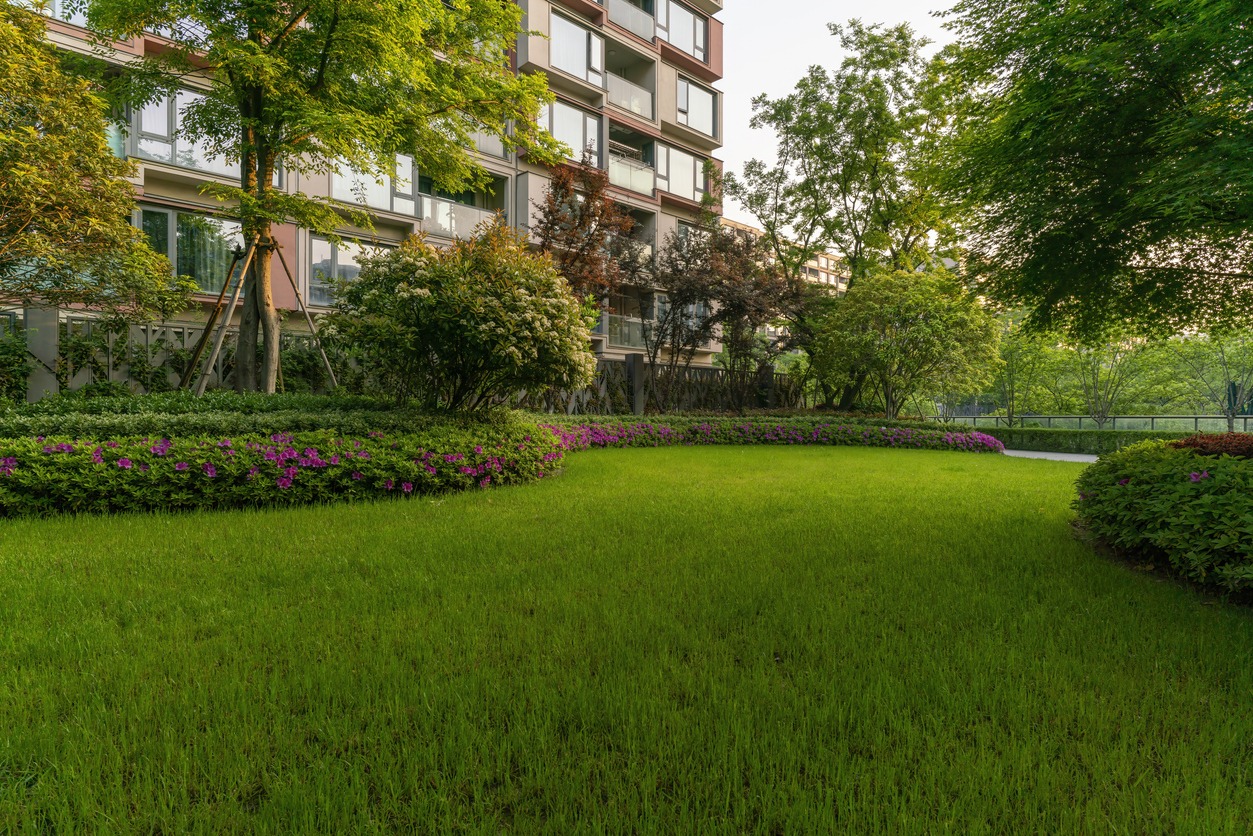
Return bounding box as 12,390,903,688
607,314,646,349
608,154,656,195
607,73,654,119
608,0,656,41
421,196,497,239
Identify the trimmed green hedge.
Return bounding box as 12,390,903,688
975,427,1195,455
1075,440,1253,591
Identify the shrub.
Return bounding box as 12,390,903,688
976,427,1194,456
1171,432,1253,459
325,222,596,409
0,331,30,404
0,422,561,518
1074,441,1253,591
544,419,1005,454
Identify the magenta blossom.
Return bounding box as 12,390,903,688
117,458,133,469
402,482,413,494
1189,471,1211,482
175,462,189,471
276,476,292,489
203,463,217,478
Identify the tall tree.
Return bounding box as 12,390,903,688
531,151,645,305
727,21,966,406
0,2,189,319
947,0,1253,338
989,312,1050,427
83,0,563,392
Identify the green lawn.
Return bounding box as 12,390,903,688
2,447,1251,833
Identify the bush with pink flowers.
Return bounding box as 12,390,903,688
0,421,560,517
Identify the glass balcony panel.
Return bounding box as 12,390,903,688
421,196,496,239
607,73,654,119
608,0,656,41
608,155,656,195
607,314,646,349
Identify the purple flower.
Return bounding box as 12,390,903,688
1190,471,1211,482
351,471,363,481
402,482,413,494
117,458,133,469
277,476,293,489
105,441,119,449
1118,478,1130,486
385,479,394,490
203,463,217,478
175,461,189,471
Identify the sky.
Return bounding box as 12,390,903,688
718,0,957,225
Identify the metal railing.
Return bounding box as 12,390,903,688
608,154,656,195
608,0,656,40
930,414,1253,432
420,196,497,240
607,72,654,119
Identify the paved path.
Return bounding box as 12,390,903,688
1004,449,1099,464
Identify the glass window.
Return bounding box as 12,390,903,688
655,144,707,202
543,101,600,163
550,14,604,87
658,1,707,63
134,90,239,177
176,214,244,294
310,237,384,306
677,78,716,137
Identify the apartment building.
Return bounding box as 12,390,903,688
26,1,725,394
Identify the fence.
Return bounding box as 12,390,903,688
515,356,805,415
932,415,1253,432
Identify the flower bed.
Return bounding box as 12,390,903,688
0,426,560,517
544,419,1005,454
1074,437,1253,591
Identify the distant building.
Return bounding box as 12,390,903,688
721,218,848,294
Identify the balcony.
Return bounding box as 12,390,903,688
607,314,646,349
607,72,654,119
608,0,656,41
421,196,497,240
608,153,656,196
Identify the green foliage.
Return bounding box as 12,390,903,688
0,4,191,318
325,223,596,410
1076,441,1253,590
81,0,562,391
947,0,1253,336
0,422,558,518
729,21,964,285
978,427,1194,456
0,329,31,404
810,269,1000,418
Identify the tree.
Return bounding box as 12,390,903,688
325,221,595,411
531,151,646,304
727,20,966,407
1067,338,1155,429
0,3,189,319
1170,330,1253,433
989,312,1050,427
83,0,563,392
810,269,999,419
947,0,1253,338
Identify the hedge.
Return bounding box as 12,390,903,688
974,427,1195,456
1074,439,1253,591
543,418,1006,454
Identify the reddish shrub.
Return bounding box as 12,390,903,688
1170,433,1253,459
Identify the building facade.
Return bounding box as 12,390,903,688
720,218,849,294
23,1,725,396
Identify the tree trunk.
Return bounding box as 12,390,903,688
837,369,867,411
235,261,258,392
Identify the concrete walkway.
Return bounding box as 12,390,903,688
1004,449,1099,464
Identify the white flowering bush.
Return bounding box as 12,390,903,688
325,221,596,410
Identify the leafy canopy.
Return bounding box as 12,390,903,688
0,2,191,318
946,0,1253,338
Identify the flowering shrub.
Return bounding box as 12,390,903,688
543,419,1005,454
0,425,561,517
1074,441,1253,591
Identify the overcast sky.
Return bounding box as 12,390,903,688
718,0,957,225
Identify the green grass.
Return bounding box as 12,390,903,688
2,447,1251,833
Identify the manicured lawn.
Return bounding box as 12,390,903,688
2,447,1251,832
